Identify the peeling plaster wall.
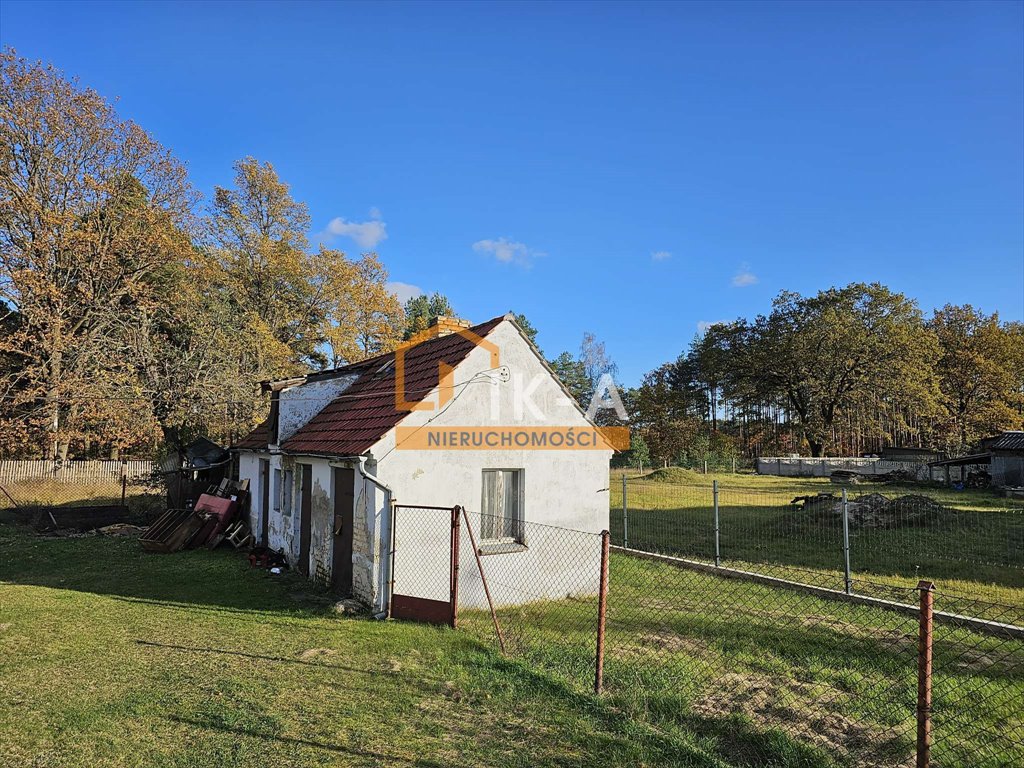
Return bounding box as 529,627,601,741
236,451,383,606
278,375,357,444
308,463,333,584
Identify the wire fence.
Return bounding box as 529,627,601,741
611,476,1024,607
455,512,1024,768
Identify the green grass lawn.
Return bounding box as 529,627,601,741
460,552,1024,768
609,471,1024,607
0,523,753,768
2,523,1021,767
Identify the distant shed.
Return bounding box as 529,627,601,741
981,431,1024,487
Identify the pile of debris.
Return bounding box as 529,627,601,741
829,468,919,485
791,492,947,529
140,478,252,553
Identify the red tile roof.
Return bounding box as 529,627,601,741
235,315,507,457
234,418,270,449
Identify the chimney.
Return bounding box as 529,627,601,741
430,315,472,337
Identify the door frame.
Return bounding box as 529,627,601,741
259,458,270,546
297,463,313,575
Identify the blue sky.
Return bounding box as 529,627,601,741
2,0,1022,385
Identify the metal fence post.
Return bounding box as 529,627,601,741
621,474,628,549
713,480,721,567
594,529,610,694
917,581,935,768
842,488,852,594
449,505,461,629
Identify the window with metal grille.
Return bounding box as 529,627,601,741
481,469,524,543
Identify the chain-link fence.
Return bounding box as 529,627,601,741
455,513,1024,767
611,475,1024,603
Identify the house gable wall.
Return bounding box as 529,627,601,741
371,320,611,609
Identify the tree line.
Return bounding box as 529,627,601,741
0,51,428,459
624,284,1024,465
3,52,1020,464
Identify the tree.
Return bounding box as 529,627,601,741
205,157,325,376
579,332,618,390
711,284,940,456
513,313,540,349
548,351,591,407
322,251,402,366
930,305,1023,451
403,292,455,339
0,50,196,458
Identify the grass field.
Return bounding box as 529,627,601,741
0,523,768,768
608,470,1024,606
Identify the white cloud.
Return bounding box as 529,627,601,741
731,263,758,287
651,250,672,262
697,320,726,333
386,281,423,304
322,208,387,249
472,237,542,268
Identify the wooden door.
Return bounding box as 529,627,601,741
259,459,270,546
331,467,355,594
298,464,312,575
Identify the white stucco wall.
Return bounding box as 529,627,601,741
372,320,611,610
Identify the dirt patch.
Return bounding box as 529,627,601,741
634,630,712,656
298,647,336,661
800,615,913,647
0,623,10,632
692,671,913,767
796,492,947,530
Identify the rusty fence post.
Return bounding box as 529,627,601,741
594,529,611,694
450,505,461,629
386,500,398,620
917,580,935,768
461,506,507,654
120,473,127,508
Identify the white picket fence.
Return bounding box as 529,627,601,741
0,460,154,484
756,456,932,480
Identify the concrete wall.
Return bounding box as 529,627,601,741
757,457,931,480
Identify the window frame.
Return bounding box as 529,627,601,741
282,468,294,516
479,468,526,555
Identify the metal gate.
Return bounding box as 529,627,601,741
387,504,461,626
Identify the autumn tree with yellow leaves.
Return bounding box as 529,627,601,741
0,51,405,458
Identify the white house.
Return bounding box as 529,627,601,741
233,314,613,618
